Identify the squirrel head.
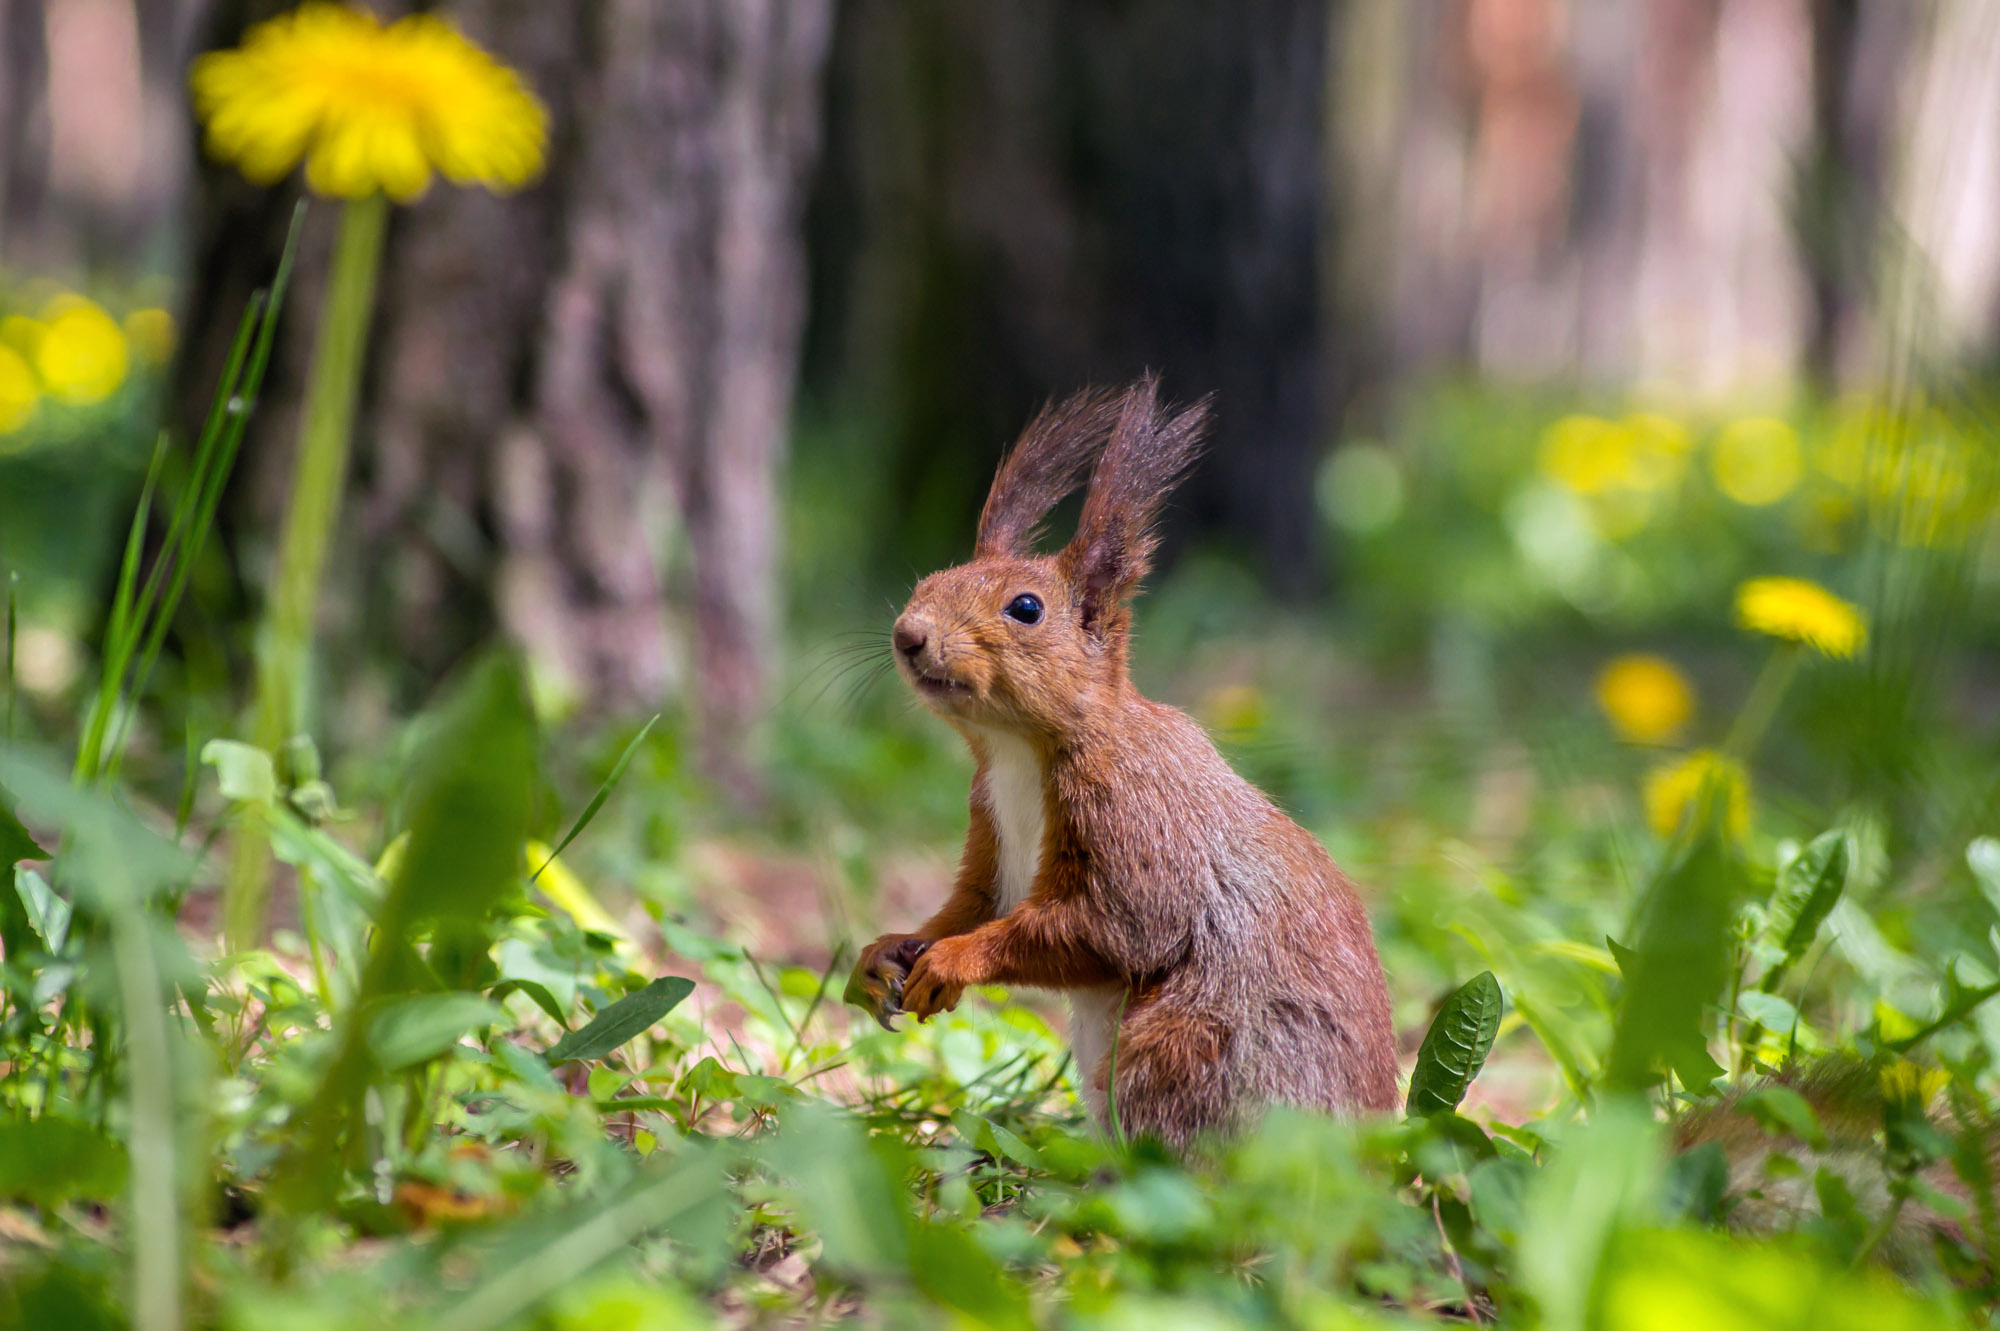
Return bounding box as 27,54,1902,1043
891,376,1210,738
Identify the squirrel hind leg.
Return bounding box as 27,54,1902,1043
1103,1007,1242,1151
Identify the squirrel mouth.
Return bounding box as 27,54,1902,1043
911,667,968,698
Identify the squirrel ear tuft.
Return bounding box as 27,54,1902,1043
976,387,1126,559
1060,375,1210,635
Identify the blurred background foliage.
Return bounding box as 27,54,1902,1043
1,0,1999,1328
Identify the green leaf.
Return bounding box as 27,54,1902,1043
1967,837,2000,916
1406,970,1503,1116
200,739,278,806
14,867,70,953
489,977,568,1029
366,992,507,1071
392,654,539,925
495,1039,563,1095
1763,829,1848,983
951,1109,1045,1169
1607,830,1742,1092
0,1116,128,1206
0,789,46,864
1605,935,1640,977
1737,989,1802,1035
545,976,695,1064
530,713,659,883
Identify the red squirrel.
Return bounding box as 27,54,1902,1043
845,377,1399,1147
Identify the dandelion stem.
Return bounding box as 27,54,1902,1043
227,194,389,949
1721,644,1800,761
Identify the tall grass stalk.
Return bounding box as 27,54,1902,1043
111,906,182,1331
229,194,389,949
75,203,303,789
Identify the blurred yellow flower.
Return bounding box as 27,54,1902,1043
1819,399,1995,549
0,345,39,434
1710,416,1802,505
191,3,546,202
1735,577,1866,658
123,307,177,363
0,314,40,353
1644,750,1750,841
1878,1059,1948,1110
1618,413,1692,492
33,296,127,405
1539,413,1693,540
1595,654,1695,743
1540,415,1628,495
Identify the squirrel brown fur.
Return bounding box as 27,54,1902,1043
845,377,1399,1147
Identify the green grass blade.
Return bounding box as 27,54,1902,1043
427,1153,727,1331
74,434,171,783
5,572,15,742
104,205,307,782
531,713,659,882
122,292,259,648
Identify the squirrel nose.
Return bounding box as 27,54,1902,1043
893,619,928,660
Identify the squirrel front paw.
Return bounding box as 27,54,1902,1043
901,938,971,1020
844,934,931,1030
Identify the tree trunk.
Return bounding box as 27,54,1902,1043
0,0,49,257
806,0,1340,596
179,0,831,797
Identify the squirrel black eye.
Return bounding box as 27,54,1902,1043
1003,593,1044,625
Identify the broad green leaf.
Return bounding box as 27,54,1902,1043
1736,990,1802,1037
587,1066,633,1101
545,976,695,1064
14,866,70,953
1968,837,2000,917
200,739,278,806
1764,830,1849,978
366,992,507,1071
951,1109,1044,1169
909,1220,1033,1331
1406,970,1503,1117
0,1116,128,1206
489,977,568,1029
392,654,538,925
495,1039,563,1095
1519,1099,1663,1331
1595,1223,1948,1331
679,1055,741,1101
0,788,45,864
1607,830,1741,1092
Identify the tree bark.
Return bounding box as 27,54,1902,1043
806,0,1340,596
179,0,831,797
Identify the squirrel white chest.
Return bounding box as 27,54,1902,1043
979,731,1045,916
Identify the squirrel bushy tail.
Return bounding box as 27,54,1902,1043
1672,1056,2000,1270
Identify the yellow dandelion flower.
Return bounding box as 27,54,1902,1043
0,345,39,435
1618,413,1692,493
0,314,41,355
191,3,546,203
1734,577,1866,659
1539,415,1629,496
33,296,128,405
1595,654,1695,744
1878,1060,1949,1110
1711,416,1803,506
1644,750,1750,841
123,308,177,363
